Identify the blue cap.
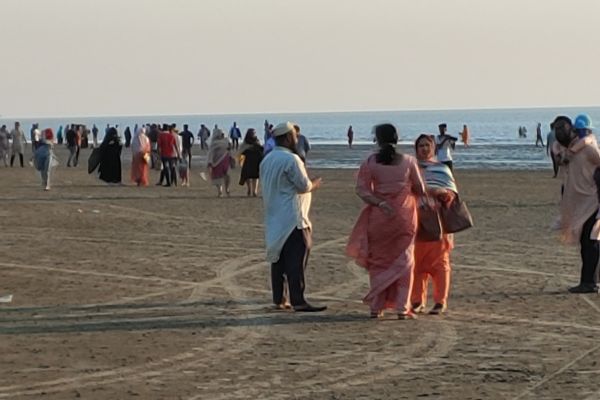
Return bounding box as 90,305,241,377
574,114,594,130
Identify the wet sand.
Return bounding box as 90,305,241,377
0,145,597,399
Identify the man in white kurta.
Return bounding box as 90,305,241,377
260,122,326,312
10,121,26,167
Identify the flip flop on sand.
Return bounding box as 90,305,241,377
0,294,13,303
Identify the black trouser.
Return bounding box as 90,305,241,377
580,211,600,286
10,153,23,167
271,228,311,307
441,160,453,172
67,146,78,167
159,157,176,186
150,148,158,168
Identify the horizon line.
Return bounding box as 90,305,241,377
1,104,599,120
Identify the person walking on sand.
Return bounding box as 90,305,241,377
547,123,559,178
0,125,9,167
535,122,544,147
260,122,326,312
460,124,470,147
346,123,425,319
10,121,27,168
198,124,210,150
229,122,242,150
264,120,272,144
124,126,132,148
30,123,41,153
33,128,56,191
131,126,151,186
238,128,263,196
157,125,179,187
56,125,63,145
347,125,354,149
411,134,459,315
294,124,310,164
97,127,123,184
552,115,600,293
435,123,457,172
180,124,194,167
172,126,182,186
65,126,78,167
207,128,232,197
92,124,99,148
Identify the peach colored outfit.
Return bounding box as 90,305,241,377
411,161,457,307
131,129,151,186
412,235,454,307
346,154,424,314
557,135,600,244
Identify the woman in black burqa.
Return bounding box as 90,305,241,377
98,127,123,184
238,128,263,196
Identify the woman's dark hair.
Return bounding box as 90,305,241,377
553,115,574,147
374,123,398,165
243,128,258,145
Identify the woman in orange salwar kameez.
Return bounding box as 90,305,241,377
131,127,151,186
347,124,426,319
411,134,458,315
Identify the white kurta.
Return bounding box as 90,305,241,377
10,128,26,154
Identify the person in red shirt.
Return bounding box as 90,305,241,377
157,125,180,186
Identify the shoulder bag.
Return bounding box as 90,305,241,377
440,195,473,233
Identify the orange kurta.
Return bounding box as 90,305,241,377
131,133,151,186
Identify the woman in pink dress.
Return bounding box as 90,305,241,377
346,123,426,319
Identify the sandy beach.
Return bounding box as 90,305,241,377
0,145,598,399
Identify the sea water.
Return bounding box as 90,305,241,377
2,106,599,170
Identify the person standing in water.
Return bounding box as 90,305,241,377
229,122,242,150
460,124,470,147
435,123,457,172
535,122,544,147
347,125,354,148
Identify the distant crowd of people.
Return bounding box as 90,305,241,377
0,119,314,195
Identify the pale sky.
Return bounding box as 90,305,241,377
1,0,599,117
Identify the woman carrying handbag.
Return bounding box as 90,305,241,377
412,134,471,315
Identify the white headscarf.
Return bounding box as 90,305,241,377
131,127,149,154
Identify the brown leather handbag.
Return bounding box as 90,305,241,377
417,206,443,242
440,195,473,233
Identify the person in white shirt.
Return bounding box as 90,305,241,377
435,123,457,172
259,121,326,312
10,121,27,167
